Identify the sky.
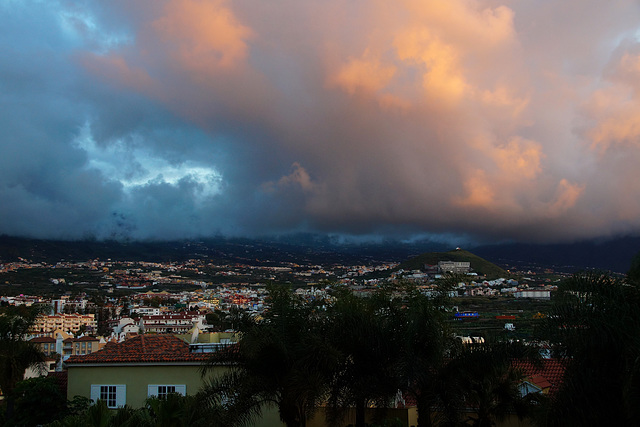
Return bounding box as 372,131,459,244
1,0,640,245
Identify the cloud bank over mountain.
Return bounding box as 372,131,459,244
2,0,640,243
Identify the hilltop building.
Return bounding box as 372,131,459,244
438,261,471,274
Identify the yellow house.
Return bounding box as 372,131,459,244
65,335,214,408
64,334,285,426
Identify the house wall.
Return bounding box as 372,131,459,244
67,364,221,408
66,364,286,427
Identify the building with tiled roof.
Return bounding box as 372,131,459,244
30,333,104,358
65,335,216,409
29,336,57,357
65,335,290,426
515,358,565,396
61,336,103,358
66,334,210,365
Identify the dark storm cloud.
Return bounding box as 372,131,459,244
2,0,640,243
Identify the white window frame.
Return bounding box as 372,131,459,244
147,384,186,399
90,384,126,408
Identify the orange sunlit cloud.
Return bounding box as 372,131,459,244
153,0,252,72
456,169,496,209
492,138,544,181
547,179,585,217
329,50,397,95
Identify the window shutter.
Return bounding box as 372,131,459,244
115,385,126,407
147,384,186,397
148,384,158,397
90,385,100,403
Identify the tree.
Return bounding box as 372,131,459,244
627,250,640,285
145,393,212,427
0,305,47,421
445,341,537,427
201,285,335,427
324,287,403,427
8,376,68,426
392,281,536,427
394,287,456,427
536,272,640,425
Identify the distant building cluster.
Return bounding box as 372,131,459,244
32,314,97,337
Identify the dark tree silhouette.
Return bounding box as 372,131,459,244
628,250,640,285
324,287,404,427
394,286,457,427
0,304,47,421
537,272,640,426
201,284,335,427
445,340,538,427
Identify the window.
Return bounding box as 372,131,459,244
157,385,175,399
148,384,186,399
90,385,126,408
101,386,117,407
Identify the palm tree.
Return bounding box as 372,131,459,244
201,284,335,427
145,393,212,427
0,304,47,420
324,287,404,427
536,271,640,425
446,341,535,427
109,404,152,427
85,399,113,427
393,287,456,427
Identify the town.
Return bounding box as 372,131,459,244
1,250,561,341
2,244,616,427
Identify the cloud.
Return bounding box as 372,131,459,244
1,0,640,243
152,0,253,71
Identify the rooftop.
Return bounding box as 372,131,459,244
514,359,565,395
65,334,210,365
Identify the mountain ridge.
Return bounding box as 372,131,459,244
0,234,638,273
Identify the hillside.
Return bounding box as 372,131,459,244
0,235,443,265
397,248,509,279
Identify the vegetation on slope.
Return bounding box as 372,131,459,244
397,249,509,279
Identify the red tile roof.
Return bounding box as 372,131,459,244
513,359,565,395
65,334,209,365
398,358,566,408
48,371,68,394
